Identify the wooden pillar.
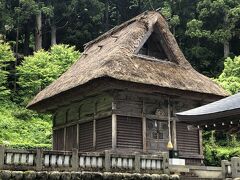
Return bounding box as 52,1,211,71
142,117,147,152
142,101,147,152
63,109,68,151
63,127,66,150
93,119,96,150
78,105,81,150
93,103,97,150
199,129,203,155
172,119,177,150
112,102,117,150
76,123,79,149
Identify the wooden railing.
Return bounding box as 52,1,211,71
0,146,168,173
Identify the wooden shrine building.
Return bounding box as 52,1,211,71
27,11,228,165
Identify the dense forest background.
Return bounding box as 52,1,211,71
1,0,240,166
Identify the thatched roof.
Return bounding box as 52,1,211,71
28,11,228,109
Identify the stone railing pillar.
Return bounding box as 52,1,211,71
162,152,169,174
231,157,240,178
0,145,5,169
134,153,140,173
104,150,111,171
221,159,232,178
72,148,79,171
36,148,43,171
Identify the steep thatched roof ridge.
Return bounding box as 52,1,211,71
84,11,158,50
28,11,228,109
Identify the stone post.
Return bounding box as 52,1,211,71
231,157,240,178
0,145,5,170
162,152,169,174
134,153,140,173
221,160,228,178
104,150,111,171
72,148,79,171
36,148,43,171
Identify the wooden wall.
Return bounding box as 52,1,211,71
52,89,204,162
96,117,112,150
79,121,93,151
52,93,112,151
66,125,77,150
176,122,200,154
117,116,142,150
53,128,64,150
113,91,203,156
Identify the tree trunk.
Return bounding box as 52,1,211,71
23,22,30,55
51,22,57,46
35,11,42,51
223,14,230,58
138,0,142,13
172,26,176,36
14,25,19,93
105,0,109,31
223,41,230,58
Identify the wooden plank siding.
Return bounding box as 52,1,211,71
53,93,113,128
51,90,204,166
53,128,64,150
117,116,143,150
65,125,77,151
79,121,93,151
96,117,112,150
176,122,200,154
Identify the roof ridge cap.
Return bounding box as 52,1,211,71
83,11,160,50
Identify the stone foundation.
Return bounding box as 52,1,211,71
0,170,180,180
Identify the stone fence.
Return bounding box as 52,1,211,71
222,157,240,179
0,146,168,174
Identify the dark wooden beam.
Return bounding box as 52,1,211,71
29,77,223,113
142,100,147,152
172,119,177,151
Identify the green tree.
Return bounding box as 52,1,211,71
61,0,105,50
0,43,14,100
17,44,80,103
186,0,240,58
16,0,53,51
216,55,240,94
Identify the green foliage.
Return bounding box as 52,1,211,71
160,1,180,28
17,44,80,103
216,56,240,94
204,141,240,166
203,131,240,166
186,19,210,38
15,0,54,22
0,43,14,100
187,0,240,46
0,102,52,149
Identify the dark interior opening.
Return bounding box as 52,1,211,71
138,32,168,60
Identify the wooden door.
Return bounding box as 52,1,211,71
146,119,168,152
